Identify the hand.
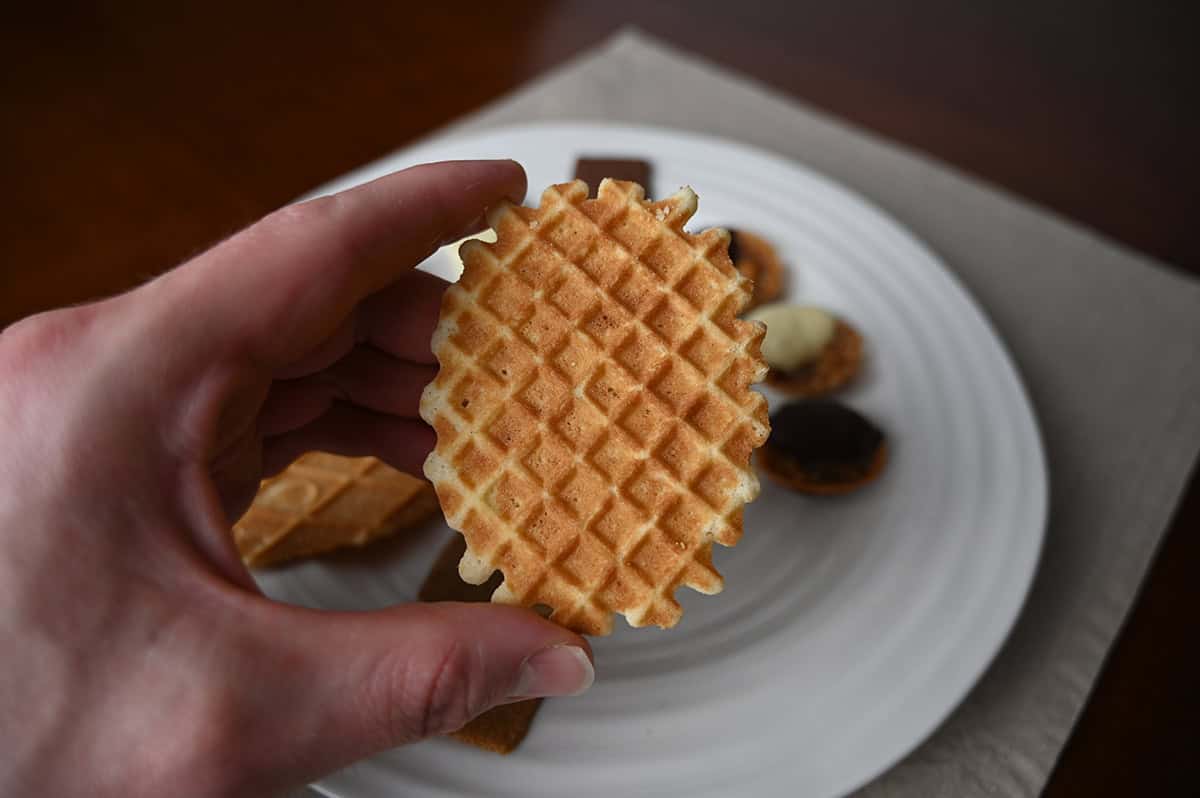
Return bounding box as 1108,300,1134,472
0,160,593,797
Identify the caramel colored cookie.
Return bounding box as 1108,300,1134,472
765,318,863,397
728,229,785,310
449,699,542,754
234,453,438,567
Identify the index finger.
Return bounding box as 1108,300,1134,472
152,159,525,371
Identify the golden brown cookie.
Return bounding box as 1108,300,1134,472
233,453,439,567
419,178,770,635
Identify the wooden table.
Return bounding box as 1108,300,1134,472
4,3,1197,794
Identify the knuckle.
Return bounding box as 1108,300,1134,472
365,638,487,745
254,194,363,286
416,640,478,739
265,195,353,255
267,194,339,231
0,307,87,370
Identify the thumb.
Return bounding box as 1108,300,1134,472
237,600,593,788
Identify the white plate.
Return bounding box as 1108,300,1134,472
263,123,1047,798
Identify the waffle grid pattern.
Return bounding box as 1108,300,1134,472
421,179,768,634
234,454,428,565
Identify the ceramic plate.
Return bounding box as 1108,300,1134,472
260,123,1047,798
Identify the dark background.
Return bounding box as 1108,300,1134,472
2,2,1197,794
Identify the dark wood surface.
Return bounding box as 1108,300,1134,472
3,2,1197,795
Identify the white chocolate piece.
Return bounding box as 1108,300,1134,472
746,303,836,372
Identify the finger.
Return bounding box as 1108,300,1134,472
325,347,437,417
236,600,593,790
273,314,356,380
275,269,447,379
451,211,491,243
149,159,525,372
259,349,436,438
261,402,435,476
357,270,449,364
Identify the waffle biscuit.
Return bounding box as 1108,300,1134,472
419,534,543,754
765,318,863,396
233,453,439,567
728,229,784,310
420,178,770,636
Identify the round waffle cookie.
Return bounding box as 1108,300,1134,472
420,179,770,635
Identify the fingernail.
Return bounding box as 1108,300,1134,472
512,645,594,698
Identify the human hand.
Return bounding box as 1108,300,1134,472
0,160,593,797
